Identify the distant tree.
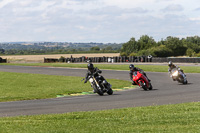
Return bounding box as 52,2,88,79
186,48,195,57
150,45,173,57
120,52,127,56
164,36,187,56
129,52,137,57
72,49,77,53
185,36,200,45
90,46,100,51
78,48,84,51
120,37,138,56
105,46,113,51
137,49,151,56
196,51,200,57
137,35,156,50
182,36,200,53
0,49,5,54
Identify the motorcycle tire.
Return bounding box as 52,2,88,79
97,91,104,96
183,80,188,84
139,81,147,91
148,83,153,90
94,87,104,96
107,88,113,95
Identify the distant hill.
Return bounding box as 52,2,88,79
0,42,122,55
0,42,122,50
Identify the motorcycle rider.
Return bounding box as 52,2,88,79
168,61,184,73
168,61,186,80
129,64,151,85
84,63,102,83
84,62,107,92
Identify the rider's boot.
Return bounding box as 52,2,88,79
145,75,151,82
93,89,97,93
132,81,137,85
146,77,151,82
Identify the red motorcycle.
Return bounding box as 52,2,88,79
132,71,153,91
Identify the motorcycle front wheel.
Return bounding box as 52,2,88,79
93,86,104,96
139,81,147,91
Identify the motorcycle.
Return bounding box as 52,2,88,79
170,68,188,84
132,71,153,91
83,74,113,96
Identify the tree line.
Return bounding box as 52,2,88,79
0,47,120,55
1,35,200,57
0,43,121,55
120,35,200,57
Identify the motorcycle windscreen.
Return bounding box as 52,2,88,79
171,68,179,77
133,71,138,76
132,71,140,81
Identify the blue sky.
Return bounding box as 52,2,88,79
0,0,200,43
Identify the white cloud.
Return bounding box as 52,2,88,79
161,4,184,12
0,0,14,8
189,17,200,21
0,0,200,42
102,0,155,8
194,7,200,11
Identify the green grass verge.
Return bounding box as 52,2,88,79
0,102,200,133
0,71,131,102
1,63,200,73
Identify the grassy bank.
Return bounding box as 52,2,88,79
0,102,200,132
0,71,131,102
1,63,200,73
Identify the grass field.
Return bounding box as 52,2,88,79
0,102,200,133
0,71,131,102
0,63,200,132
1,63,200,73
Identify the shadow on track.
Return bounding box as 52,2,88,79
178,82,193,85
139,88,159,91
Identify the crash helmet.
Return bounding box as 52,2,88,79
168,61,173,66
129,64,134,70
87,63,94,71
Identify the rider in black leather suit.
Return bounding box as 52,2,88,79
129,64,150,85
84,63,103,83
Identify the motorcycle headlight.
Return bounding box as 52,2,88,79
89,78,93,83
172,70,178,77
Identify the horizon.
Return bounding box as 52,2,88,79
1,34,200,44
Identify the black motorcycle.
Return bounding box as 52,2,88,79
83,74,113,96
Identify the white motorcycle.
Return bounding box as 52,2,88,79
170,68,188,84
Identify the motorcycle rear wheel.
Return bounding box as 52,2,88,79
148,83,153,90
107,88,113,95
183,80,188,84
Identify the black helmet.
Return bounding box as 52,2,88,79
168,61,173,66
129,64,134,70
87,63,94,71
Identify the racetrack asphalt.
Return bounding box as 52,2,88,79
0,65,200,117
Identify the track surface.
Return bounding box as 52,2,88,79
0,65,200,117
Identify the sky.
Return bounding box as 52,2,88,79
0,0,200,43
